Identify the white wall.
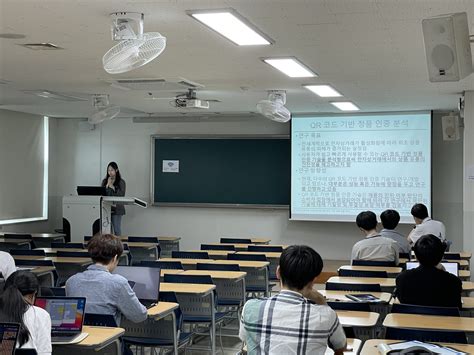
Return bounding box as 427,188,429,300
45,111,462,260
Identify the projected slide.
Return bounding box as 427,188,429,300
291,112,431,222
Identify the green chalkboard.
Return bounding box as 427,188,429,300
152,136,290,207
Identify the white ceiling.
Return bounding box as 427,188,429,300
0,0,473,118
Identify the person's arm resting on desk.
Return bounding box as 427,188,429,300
117,278,147,323
327,310,347,355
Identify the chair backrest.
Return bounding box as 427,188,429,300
158,291,183,330
56,250,90,258
352,260,396,267
327,301,371,312
3,233,33,240
247,245,283,252
15,259,54,267
140,260,184,270
171,251,209,259
391,303,460,317
385,327,467,344
197,263,241,271
201,244,235,251
443,253,461,260
84,313,118,327
338,269,388,278
325,282,382,292
164,274,213,285
40,287,66,297
84,235,93,243
228,253,267,262
9,249,45,256
128,236,159,244
399,252,410,260
51,242,84,249
220,238,252,244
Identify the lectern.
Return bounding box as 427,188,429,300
63,196,147,243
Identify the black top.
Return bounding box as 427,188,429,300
395,265,462,308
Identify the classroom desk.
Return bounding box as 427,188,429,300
182,270,247,280
188,250,236,259
36,247,129,265
237,251,281,280
242,339,362,355
319,290,392,303
159,257,216,269
0,232,65,247
410,251,472,260
160,269,184,277
250,238,271,244
207,243,255,251
147,301,180,355
0,238,31,251
360,339,474,355
124,242,160,264
160,282,216,295
17,266,56,287
338,265,403,274
400,258,470,269
383,313,474,332
335,310,380,327
53,326,124,353
157,236,181,257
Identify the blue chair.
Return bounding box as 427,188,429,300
84,313,117,327
248,245,283,252
40,287,66,297
399,252,411,260
128,236,159,243
140,260,184,270
84,235,93,243
325,282,382,292
51,242,85,249
385,328,467,344
201,244,235,251
172,251,209,259
196,263,241,271
327,301,371,312
220,238,252,244
56,250,90,258
352,260,397,267
9,249,45,256
338,269,388,278
3,233,32,240
443,253,461,260
391,303,460,317
228,253,267,262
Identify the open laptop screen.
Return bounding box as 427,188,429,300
113,266,160,302
0,323,20,355
406,261,458,276
35,297,86,332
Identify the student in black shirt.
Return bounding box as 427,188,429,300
396,234,462,308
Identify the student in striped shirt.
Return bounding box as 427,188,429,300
239,245,347,355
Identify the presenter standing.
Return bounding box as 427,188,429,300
101,162,126,236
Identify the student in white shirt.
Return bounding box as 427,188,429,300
0,270,51,354
407,203,446,245
0,251,16,279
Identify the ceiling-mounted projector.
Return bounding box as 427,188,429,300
257,90,291,123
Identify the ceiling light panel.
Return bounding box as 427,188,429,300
304,85,342,97
331,101,360,111
188,9,272,46
262,57,317,78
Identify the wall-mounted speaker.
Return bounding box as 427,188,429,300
422,12,472,82
441,113,460,141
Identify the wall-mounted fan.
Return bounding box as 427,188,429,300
88,94,121,124
257,90,291,123
103,12,166,74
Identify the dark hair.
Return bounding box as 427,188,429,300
0,271,39,346
88,234,123,264
411,203,429,220
380,209,400,230
414,234,445,267
278,245,323,290
356,211,377,231
101,162,122,188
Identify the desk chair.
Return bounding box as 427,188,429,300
172,251,209,259
220,238,252,244
127,237,161,263
399,252,410,260
390,303,460,317
9,249,45,257
352,260,397,267
201,244,236,251
140,260,184,270
385,327,467,344
197,263,241,272
443,253,461,260
338,269,388,278
247,245,283,252
228,254,267,262
326,282,382,292
2,234,33,250
327,301,371,312
40,287,66,297
56,250,90,258
83,236,93,243
51,242,85,249
3,233,32,240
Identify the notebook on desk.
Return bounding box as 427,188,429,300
0,322,20,355
35,297,88,344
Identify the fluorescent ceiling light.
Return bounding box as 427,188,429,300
188,9,272,46
331,101,360,111
262,57,317,78
304,84,342,98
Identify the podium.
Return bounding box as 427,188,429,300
63,196,147,243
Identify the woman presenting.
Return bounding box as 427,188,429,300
101,162,126,235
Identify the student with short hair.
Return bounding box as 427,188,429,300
380,209,411,254
351,211,399,265
240,245,346,355
0,250,16,280
0,271,52,354
407,203,446,244
396,234,461,308
66,234,147,325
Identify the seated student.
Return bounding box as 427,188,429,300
0,250,16,280
380,209,411,254
351,211,399,265
407,203,446,245
66,234,147,325
240,245,347,355
396,234,462,308
0,270,52,354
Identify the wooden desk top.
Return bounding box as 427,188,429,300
13,255,43,261
0,238,30,244
327,276,396,287
46,256,92,266
462,297,474,309
319,290,392,303
188,250,236,256
124,242,157,249
0,233,65,240
237,251,282,258
182,270,247,280
160,269,183,277
463,281,474,291
339,265,403,273
157,236,181,242
147,301,179,318
36,248,129,256
250,238,271,244
335,310,379,327
160,282,216,295
159,257,212,265
210,260,270,268
383,313,474,332
410,251,472,260
360,339,474,355
73,326,124,348
32,266,56,275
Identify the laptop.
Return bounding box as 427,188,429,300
34,297,88,344
0,322,20,355
406,261,459,276
76,186,106,196
113,266,160,307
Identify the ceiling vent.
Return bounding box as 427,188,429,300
21,90,88,102
106,77,204,91
18,43,63,50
